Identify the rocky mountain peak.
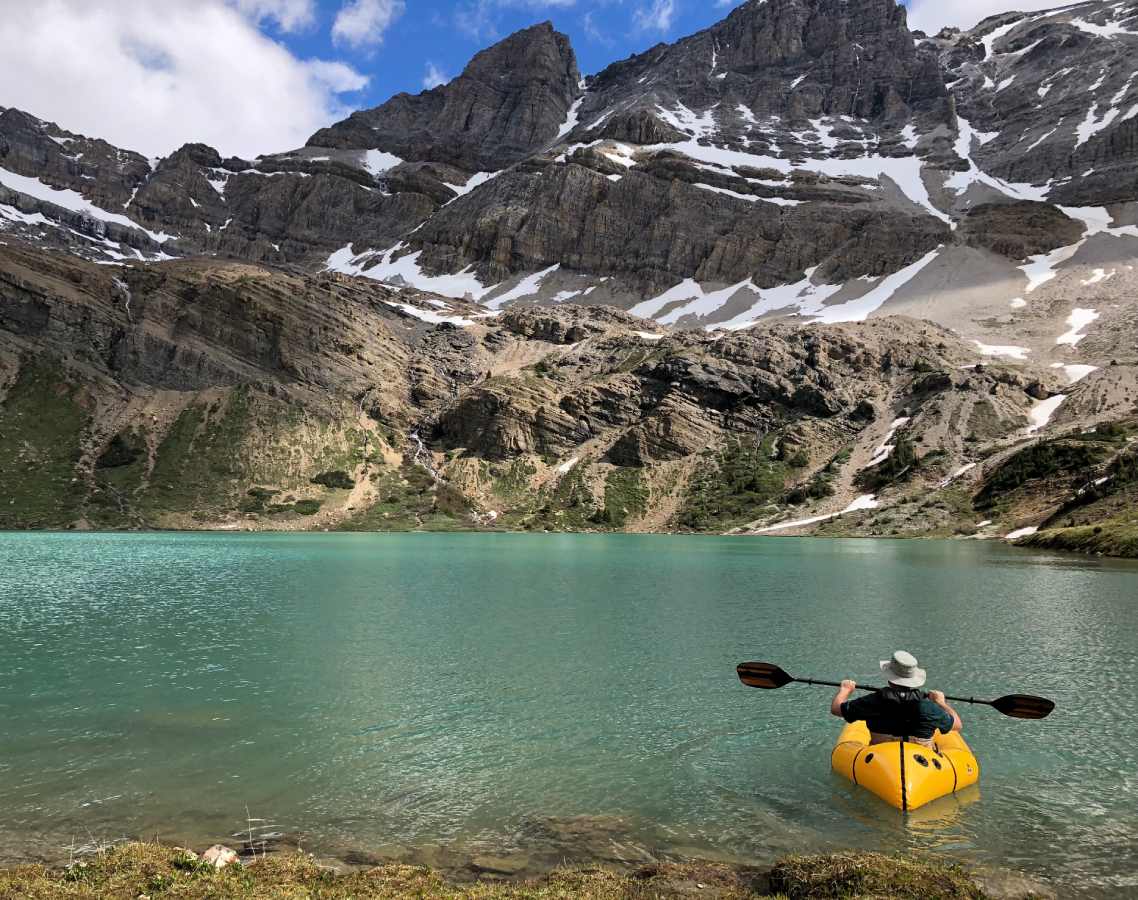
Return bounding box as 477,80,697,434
305,22,581,172
462,21,576,84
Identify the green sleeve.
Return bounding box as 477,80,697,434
929,702,955,733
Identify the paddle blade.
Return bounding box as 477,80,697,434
991,694,1056,719
737,661,794,689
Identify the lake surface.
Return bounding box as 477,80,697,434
1,533,1135,895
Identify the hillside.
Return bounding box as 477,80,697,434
1,0,1137,552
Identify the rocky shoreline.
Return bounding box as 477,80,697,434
0,839,1057,899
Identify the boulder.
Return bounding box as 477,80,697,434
202,844,239,868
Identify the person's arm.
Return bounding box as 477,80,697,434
830,680,857,717
928,690,962,732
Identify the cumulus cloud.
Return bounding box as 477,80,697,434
634,0,678,34
422,62,450,89
905,0,1068,34
229,0,316,31
332,0,405,47
0,0,367,159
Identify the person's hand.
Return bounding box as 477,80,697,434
841,679,856,692
928,690,946,705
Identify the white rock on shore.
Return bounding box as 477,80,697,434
202,844,238,868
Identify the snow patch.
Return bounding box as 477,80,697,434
756,494,879,534
1020,242,1082,293
444,170,498,200
974,341,1030,360
1056,308,1099,346
867,417,911,468
804,250,940,323
0,165,174,243
1005,526,1039,541
556,456,580,475
484,264,561,310
555,96,585,142
1027,395,1067,433
326,243,497,301
383,301,478,327
1081,267,1115,285
1051,363,1099,384
361,149,402,177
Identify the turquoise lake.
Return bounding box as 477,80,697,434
1,532,1135,896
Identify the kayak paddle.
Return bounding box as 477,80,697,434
736,661,1055,720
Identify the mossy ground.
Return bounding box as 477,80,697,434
0,364,89,529
596,467,649,528
0,843,997,900
1019,520,1138,558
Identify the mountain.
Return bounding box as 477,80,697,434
1,0,1137,551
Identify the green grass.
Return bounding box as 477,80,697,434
974,440,1111,510
0,842,1000,900
676,439,789,531
593,467,649,528
131,389,367,525
1019,521,1138,558
491,459,538,501
140,394,247,519
769,852,986,899
533,463,598,530
0,364,89,529
337,465,472,532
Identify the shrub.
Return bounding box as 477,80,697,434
311,470,355,490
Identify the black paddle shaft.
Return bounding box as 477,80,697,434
793,675,973,705
735,661,1055,719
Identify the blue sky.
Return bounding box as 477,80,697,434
261,0,750,103
250,0,1024,105
0,0,1037,158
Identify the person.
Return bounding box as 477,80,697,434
829,651,962,749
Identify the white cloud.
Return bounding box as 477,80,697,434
582,10,612,45
905,0,1070,34
0,0,367,160
305,59,371,93
332,0,405,47
229,0,316,31
634,0,678,34
422,62,450,89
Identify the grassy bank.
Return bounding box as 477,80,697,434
0,843,1006,899
1018,521,1138,558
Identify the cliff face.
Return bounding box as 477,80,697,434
308,22,583,171
2,1,1135,336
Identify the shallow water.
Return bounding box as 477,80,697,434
1,533,1135,895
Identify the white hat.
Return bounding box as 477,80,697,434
880,650,926,688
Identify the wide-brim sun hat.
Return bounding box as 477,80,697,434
880,650,926,688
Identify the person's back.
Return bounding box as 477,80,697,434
829,651,961,749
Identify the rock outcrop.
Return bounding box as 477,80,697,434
307,22,582,171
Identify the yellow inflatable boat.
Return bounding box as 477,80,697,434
831,721,979,811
